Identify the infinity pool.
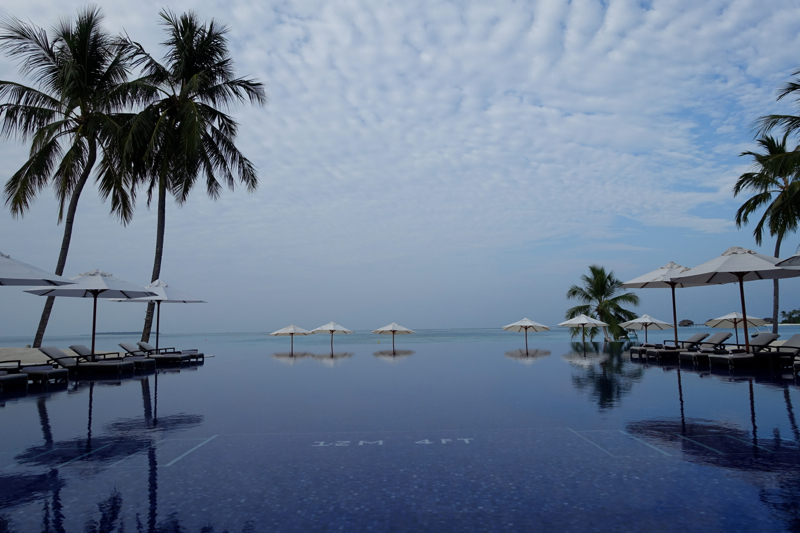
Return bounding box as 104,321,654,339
1,329,799,531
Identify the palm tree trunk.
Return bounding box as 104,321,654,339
773,235,782,334
32,140,97,347
141,176,167,342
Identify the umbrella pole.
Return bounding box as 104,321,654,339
738,275,750,352
734,321,739,345
670,282,679,346
290,333,294,354
525,328,528,353
392,332,396,353
677,367,686,434
749,379,757,447
156,301,161,351
330,332,334,354
644,325,648,344
582,326,586,356
91,292,98,356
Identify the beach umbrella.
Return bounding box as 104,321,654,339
0,251,74,286
25,270,155,355
621,262,695,346
558,315,608,344
109,279,205,350
502,318,550,352
704,312,767,345
270,325,313,353
619,314,673,344
311,322,353,352
372,323,415,352
671,246,800,351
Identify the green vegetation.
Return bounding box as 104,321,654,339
781,309,800,324
122,11,266,341
0,7,147,346
565,265,639,341
734,133,800,334
0,7,265,345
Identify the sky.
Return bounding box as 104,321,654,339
3,0,800,339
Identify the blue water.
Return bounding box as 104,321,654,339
1,327,799,531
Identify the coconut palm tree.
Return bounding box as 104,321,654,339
123,10,266,341
734,134,800,334
0,7,145,347
565,265,639,341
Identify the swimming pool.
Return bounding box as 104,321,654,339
1,329,798,531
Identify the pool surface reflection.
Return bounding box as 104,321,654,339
1,331,799,531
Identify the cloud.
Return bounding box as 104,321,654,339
1,0,799,334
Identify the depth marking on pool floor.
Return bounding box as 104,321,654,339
5,428,797,470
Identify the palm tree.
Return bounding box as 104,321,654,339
124,11,266,341
565,265,639,341
734,134,800,334
0,7,144,347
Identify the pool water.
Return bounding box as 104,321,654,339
1,329,799,532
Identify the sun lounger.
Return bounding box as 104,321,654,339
675,332,734,365
758,334,800,368
636,333,710,361
0,359,69,387
69,344,156,371
137,342,204,362
39,347,135,376
707,332,780,369
0,369,28,393
119,342,192,366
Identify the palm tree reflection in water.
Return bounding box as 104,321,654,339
568,342,644,410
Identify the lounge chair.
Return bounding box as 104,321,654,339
137,342,203,363
39,347,135,376
635,333,710,361
69,344,156,371
119,343,191,366
0,359,69,387
758,334,800,368
0,368,28,393
707,332,780,369
675,332,734,365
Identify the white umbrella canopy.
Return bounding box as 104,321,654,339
25,270,156,354
558,315,609,350
776,254,800,267
619,314,673,344
109,279,206,349
503,318,549,352
312,322,353,352
704,312,767,345
621,262,692,345
671,246,800,351
0,251,74,286
270,325,313,352
372,323,415,352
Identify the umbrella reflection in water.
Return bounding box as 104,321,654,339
504,349,551,365
312,352,354,366
374,349,415,363
272,351,314,365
